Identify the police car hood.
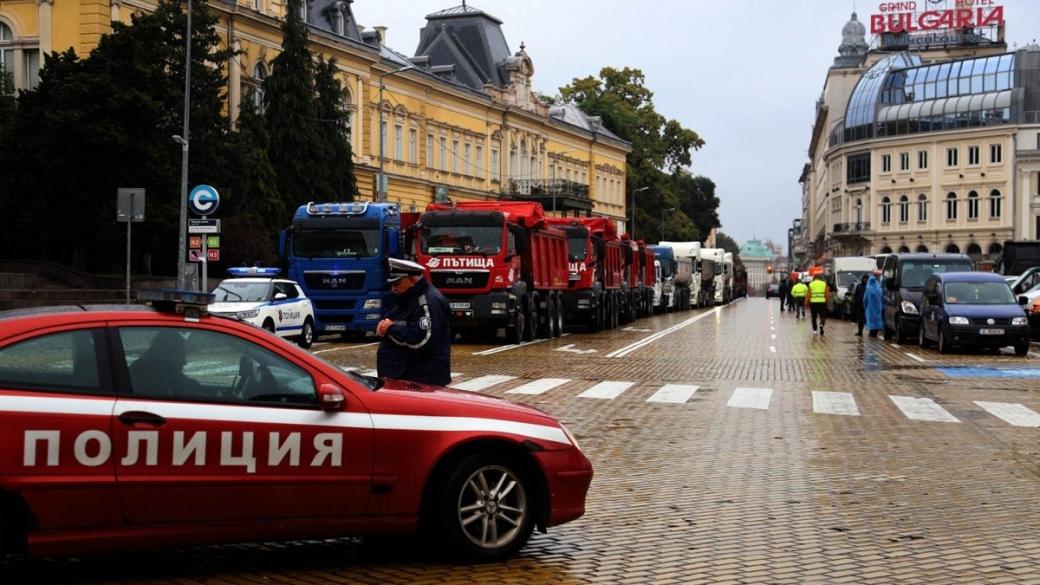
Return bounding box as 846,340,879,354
378,378,557,422
209,301,265,314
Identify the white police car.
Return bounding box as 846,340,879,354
209,268,316,348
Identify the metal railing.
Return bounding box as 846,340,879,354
832,222,871,234
507,179,590,200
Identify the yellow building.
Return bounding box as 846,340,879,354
0,1,632,224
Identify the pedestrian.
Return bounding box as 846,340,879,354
808,273,831,335
375,258,452,386
864,273,884,338
852,273,868,337
778,278,789,312
790,278,808,319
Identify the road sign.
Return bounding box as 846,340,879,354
188,219,220,234
189,235,202,250
207,248,220,262
189,184,220,216
117,188,146,222
189,249,203,262
206,235,220,249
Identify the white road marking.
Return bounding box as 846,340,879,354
892,343,902,349
450,375,517,392
506,378,572,395
974,401,1040,427
472,339,548,356
554,344,598,354
646,384,699,404
314,342,379,354
727,387,772,410
621,327,652,332
771,334,777,340
451,372,463,378
889,396,959,423
812,391,860,416
905,352,926,363
769,346,777,353
1029,352,1040,359
577,381,634,400
607,308,721,358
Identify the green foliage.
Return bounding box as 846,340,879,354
314,57,357,200
559,66,715,242
715,232,741,256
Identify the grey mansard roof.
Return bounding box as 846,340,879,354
414,3,514,91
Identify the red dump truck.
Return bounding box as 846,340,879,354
413,202,569,344
619,235,657,324
546,217,626,332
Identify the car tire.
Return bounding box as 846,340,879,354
938,329,951,354
895,319,909,344
435,453,535,562
1015,344,1029,357
262,319,276,334
918,325,930,348
297,318,315,349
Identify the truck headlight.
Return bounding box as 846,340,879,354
362,299,382,310
948,316,969,325
900,301,919,315
237,309,260,319
1012,316,1028,326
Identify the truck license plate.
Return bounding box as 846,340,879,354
979,328,1004,335
450,302,471,310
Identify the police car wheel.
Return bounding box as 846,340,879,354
439,453,534,561
297,319,314,349
262,319,276,334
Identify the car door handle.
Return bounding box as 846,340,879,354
118,411,167,427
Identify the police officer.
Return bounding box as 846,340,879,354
808,273,832,336
375,258,452,386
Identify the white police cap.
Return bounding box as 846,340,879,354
387,258,426,283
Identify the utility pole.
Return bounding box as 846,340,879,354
176,0,193,289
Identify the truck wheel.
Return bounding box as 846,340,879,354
508,308,525,345
589,297,603,333
434,452,535,562
610,296,620,329
297,318,315,349
552,295,564,338
522,298,537,342
539,295,555,339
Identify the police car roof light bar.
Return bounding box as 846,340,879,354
306,201,371,216
227,267,282,277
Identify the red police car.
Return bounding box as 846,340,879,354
0,291,591,561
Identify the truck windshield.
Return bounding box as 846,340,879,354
837,271,868,287
421,226,502,255
943,282,1016,305
294,229,379,259
564,228,589,262
900,260,972,289
213,281,270,302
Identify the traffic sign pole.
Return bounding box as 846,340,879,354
127,194,133,303
202,235,208,293
117,188,146,304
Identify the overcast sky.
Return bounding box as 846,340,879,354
356,0,1040,250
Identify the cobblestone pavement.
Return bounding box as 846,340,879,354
6,298,1040,584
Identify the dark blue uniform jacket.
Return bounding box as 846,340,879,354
376,278,452,386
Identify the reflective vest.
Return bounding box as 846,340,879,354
790,283,808,298
809,279,828,304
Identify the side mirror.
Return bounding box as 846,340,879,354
1019,296,1030,306
318,383,347,412
274,292,288,301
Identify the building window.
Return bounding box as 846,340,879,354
899,152,910,171
394,124,403,160
917,150,928,170
946,243,960,254
464,143,471,175
855,198,863,224
379,121,388,160
440,137,447,171
409,128,418,163
881,196,892,224
917,194,928,222
947,147,958,167
847,153,871,184
990,143,1002,164
426,133,433,168
476,144,483,176
899,195,910,223
967,190,979,219
946,192,958,220
968,145,980,166
989,189,1002,218
253,0,262,11
492,149,500,182
452,140,460,173
882,154,891,173
251,61,268,112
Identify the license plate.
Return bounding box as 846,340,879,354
979,328,1004,335
325,325,347,332
450,302,471,310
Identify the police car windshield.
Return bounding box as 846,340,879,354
295,229,379,259
900,260,972,289
943,282,1016,305
214,281,270,302
421,226,502,256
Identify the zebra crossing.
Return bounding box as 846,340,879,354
434,372,1040,430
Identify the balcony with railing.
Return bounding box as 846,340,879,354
832,222,871,235
504,179,592,214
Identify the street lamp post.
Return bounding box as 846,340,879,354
176,0,193,289
660,207,676,240
377,64,416,202
631,186,649,237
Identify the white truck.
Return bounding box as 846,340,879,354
659,241,701,311
823,256,877,319
701,248,726,306
722,252,735,304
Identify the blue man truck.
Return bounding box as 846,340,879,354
279,202,416,339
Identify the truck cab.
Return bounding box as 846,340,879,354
701,248,726,306
280,202,405,339
649,245,676,313
659,241,700,310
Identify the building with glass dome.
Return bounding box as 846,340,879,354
799,12,1040,266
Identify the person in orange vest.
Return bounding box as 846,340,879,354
807,273,832,336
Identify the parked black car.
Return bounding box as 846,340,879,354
918,272,1031,355
879,253,973,343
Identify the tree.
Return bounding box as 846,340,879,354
314,57,357,200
